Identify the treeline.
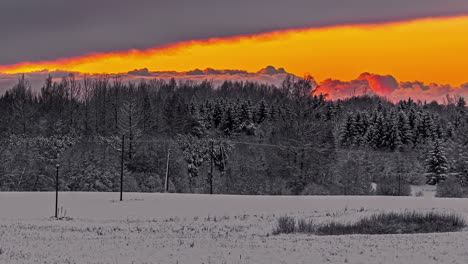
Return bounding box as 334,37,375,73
339,101,452,151
0,73,468,197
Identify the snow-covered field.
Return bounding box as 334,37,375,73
1,192,468,263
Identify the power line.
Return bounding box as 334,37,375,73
79,137,423,157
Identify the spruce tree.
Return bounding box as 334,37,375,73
256,99,269,124
239,101,253,123
353,112,368,146
339,113,357,147
397,111,412,145
386,120,403,151
417,112,435,143
425,140,448,185
372,113,387,150
220,104,235,135
212,100,223,128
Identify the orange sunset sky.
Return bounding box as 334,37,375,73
1,15,467,86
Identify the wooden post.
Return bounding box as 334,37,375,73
164,146,170,192
120,135,125,201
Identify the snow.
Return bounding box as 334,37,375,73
1,192,468,263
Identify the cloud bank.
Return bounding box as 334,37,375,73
317,73,468,102
0,66,291,94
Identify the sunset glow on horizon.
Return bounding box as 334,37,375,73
1,15,468,85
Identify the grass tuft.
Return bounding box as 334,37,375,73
297,218,315,233
272,216,296,235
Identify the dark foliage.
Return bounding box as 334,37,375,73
0,75,466,195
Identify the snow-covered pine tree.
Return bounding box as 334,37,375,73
239,100,253,123
386,118,403,151
446,122,455,139
364,124,377,149
212,100,223,128
269,102,280,122
417,112,436,144
397,111,413,146
372,113,387,150
188,97,198,116
432,118,444,140
407,109,421,145
256,99,269,124
353,112,368,146
339,113,357,147
324,103,336,121
220,104,236,135
425,140,448,185
238,100,256,135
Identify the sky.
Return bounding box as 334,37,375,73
1,0,468,101
2,0,468,64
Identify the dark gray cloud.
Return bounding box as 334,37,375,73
2,0,468,64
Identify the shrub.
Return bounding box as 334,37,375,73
407,172,426,185
376,175,412,196
273,216,296,235
436,176,467,198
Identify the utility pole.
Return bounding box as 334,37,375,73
398,173,401,196
221,144,228,193
210,139,214,195
397,155,402,196
120,135,125,201
164,146,170,192
55,163,60,218
300,147,305,181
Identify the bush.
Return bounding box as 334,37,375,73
407,172,426,185
273,216,296,235
273,211,466,236
376,176,412,196
436,176,467,198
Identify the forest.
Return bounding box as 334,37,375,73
0,73,467,197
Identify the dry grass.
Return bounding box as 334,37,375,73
273,211,466,236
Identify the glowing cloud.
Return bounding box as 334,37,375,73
1,15,468,86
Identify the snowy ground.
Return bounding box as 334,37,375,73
1,192,468,263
